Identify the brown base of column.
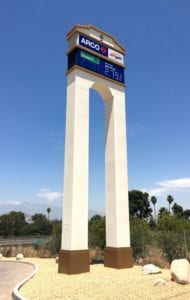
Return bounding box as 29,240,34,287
104,247,133,269
58,249,90,275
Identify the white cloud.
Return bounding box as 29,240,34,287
0,200,21,206
146,187,166,197
145,178,190,197
37,188,62,203
157,178,190,189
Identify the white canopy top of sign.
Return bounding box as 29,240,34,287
67,24,125,54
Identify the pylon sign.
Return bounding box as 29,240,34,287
59,25,133,275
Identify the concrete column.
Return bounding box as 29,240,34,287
104,89,133,268
59,72,90,274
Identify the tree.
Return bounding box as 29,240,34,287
0,211,27,236
47,207,51,220
157,207,170,220
183,209,190,220
157,213,190,232
31,213,52,235
150,196,157,222
167,195,174,213
129,190,152,219
172,203,183,218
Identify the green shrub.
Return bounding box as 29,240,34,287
156,230,186,263
130,217,152,260
46,234,61,255
155,215,190,262
45,220,62,255
88,215,105,249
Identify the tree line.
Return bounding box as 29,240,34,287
129,190,190,221
0,191,189,238
89,190,190,263
0,212,54,237
1,190,190,262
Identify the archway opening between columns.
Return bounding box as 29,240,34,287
89,89,105,220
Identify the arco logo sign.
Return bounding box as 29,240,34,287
79,35,108,57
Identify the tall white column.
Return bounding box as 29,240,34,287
61,73,89,251
59,70,133,273
105,89,130,248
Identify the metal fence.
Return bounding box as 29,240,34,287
1,230,190,263
0,236,49,246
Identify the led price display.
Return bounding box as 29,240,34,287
68,49,125,84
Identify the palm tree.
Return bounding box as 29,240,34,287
167,195,174,213
47,207,51,220
150,196,157,222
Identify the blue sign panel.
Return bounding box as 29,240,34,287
68,49,125,84
79,34,108,57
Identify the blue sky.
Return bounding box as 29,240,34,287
0,0,190,215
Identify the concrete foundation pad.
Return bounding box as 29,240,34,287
104,247,133,269
58,250,90,275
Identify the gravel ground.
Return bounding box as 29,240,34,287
18,258,190,300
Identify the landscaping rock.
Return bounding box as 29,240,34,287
16,253,24,260
55,257,59,263
171,259,190,284
136,258,143,265
154,279,167,286
142,264,161,275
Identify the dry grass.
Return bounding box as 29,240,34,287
15,258,190,300
142,246,170,268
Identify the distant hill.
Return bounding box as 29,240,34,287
0,201,103,220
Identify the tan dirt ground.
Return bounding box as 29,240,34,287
13,258,190,299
